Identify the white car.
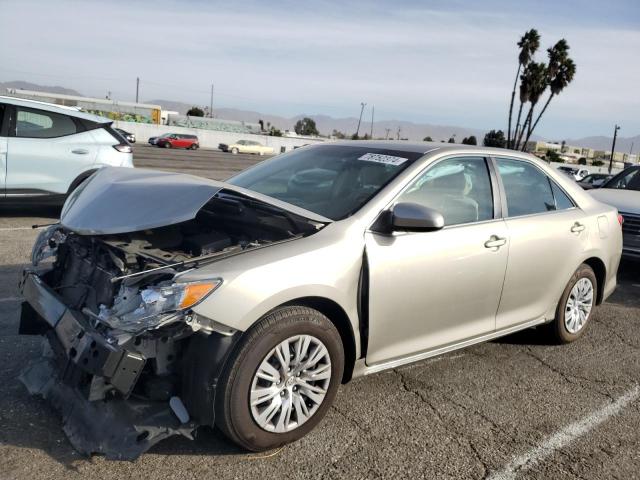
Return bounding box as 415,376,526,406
219,139,275,155
0,96,133,203
557,166,589,181
589,166,640,259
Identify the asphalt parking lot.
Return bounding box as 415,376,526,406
0,145,639,479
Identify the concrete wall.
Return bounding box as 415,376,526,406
112,120,324,152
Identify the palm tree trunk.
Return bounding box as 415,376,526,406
512,101,525,149
507,64,521,148
523,93,554,147
516,105,534,150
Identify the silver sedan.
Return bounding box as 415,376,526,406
19,141,622,458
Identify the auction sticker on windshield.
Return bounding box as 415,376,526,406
358,153,408,166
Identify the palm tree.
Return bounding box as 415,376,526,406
515,62,547,150
507,29,540,149
513,63,534,148
523,42,576,146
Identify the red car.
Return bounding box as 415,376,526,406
156,133,199,150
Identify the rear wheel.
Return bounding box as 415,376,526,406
546,263,597,343
190,144,198,150
215,306,344,451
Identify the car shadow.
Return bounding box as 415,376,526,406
0,204,61,219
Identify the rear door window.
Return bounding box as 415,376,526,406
15,107,78,138
497,158,558,217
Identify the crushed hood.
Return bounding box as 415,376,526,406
589,188,640,215
61,167,331,235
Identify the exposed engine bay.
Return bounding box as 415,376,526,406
19,188,324,459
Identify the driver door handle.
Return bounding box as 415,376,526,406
484,235,507,249
571,222,586,233
71,148,89,155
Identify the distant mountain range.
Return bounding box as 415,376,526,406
0,80,82,96
1,80,636,151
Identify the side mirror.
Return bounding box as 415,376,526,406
372,202,445,233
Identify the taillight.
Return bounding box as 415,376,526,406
113,144,132,153
618,214,624,226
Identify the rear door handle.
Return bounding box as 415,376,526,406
484,235,507,249
71,148,89,155
571,222,586,233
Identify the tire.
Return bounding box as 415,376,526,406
546,263,597,344
215,305,344,451
163,142,172,148
190,144,199,150
231,147,239,155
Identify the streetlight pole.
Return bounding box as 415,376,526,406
135,77,139,103
209,84,214,118
609,124,620,173
355,102,366,138
370,105,374,138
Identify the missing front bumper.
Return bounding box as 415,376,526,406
18,270,241,460
20,346,196,460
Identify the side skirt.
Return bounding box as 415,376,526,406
352,317,548,378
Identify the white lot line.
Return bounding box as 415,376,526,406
488,384,640,480
0,226,42,231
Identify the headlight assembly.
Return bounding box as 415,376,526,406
31,225,66,266
97,280,222,333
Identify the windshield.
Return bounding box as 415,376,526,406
228,145,424,220
602,167,640,191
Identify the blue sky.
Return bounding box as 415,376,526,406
1,0,638,139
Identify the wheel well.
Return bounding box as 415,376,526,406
583,257,606,305
282,297,356,383
67,169,97,195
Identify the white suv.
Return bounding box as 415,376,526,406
0,96,133,203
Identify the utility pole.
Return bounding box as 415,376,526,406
609,124,620,173
384,128,390,140
209,84,214,118
355,102,366,138
135,77,139,103
396,126,401,140
370,105,374,138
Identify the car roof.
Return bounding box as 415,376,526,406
319,140,542,159
0,95,111,124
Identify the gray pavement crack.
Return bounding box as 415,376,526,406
523,347,615,400
394,368,489,479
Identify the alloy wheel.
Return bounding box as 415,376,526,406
564,277,594,334
249,334,331,433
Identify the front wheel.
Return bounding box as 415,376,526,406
546,263,597,343
163,142,172,148
215,306,344,451
231,147,239,155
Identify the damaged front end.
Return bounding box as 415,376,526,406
18,168,326,460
